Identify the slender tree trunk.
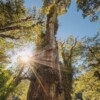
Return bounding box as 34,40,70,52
62,66,73,100
61,50,73,100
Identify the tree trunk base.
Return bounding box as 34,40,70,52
27,66,64,100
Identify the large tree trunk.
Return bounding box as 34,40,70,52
27,66,64,100
27,6,64,100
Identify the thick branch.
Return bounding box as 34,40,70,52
19,76,32,81
5,16,33,27
0,34,19,39
0,21,44,33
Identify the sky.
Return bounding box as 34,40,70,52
24,0,100,40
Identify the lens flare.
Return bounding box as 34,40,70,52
17,50,32,64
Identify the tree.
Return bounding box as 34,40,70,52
0,0,72,99
72,33,100,100
0,0,45,99
58,36,83,100
27,0,71,100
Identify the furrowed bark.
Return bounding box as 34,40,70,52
27,5,64,100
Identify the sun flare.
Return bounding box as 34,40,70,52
20,54,30,63
17,50,33,64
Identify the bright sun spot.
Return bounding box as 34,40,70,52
17,50,33,64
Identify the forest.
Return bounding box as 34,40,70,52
0,0,100,100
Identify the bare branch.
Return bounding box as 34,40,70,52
70,38,77,58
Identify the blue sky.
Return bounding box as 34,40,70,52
24,0,100,40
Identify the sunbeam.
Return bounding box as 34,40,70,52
17,50,33,64
29,65,47,96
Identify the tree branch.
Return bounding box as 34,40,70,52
0,34,19,39
0,21,44,33
19,76,32,81
88,46,100,64
70,38,77,58
5,16,33,27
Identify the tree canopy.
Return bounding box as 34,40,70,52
76,0,100,21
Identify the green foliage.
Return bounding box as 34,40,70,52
0,65,11,88
73,67,100,100
42,0,71,16
0,65,12,99
0,65,29,100
0,0,44,43
58,36,83,65
72,34,100,99
8,81,29,100
82,33,100,67
0,0,25,27
0,37,14,64
33,24,48,49
76,0,100,21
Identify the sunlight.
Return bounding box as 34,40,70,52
19,52,30,63
17,50,33,64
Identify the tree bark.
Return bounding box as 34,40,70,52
27,66,64,100
27,5,64,100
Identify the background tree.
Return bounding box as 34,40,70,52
58,36,83,100
76,0,100,21
73,33,100,100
